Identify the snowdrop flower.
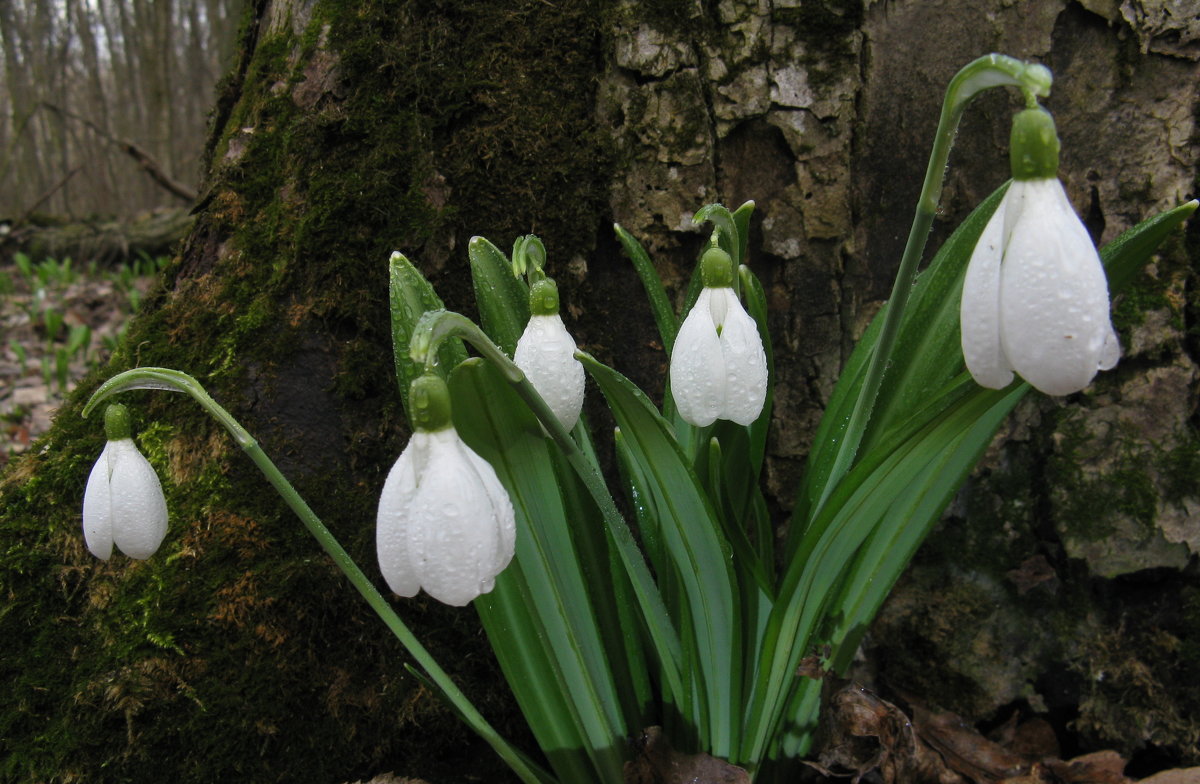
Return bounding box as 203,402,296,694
377,373,516,607
670,247,768,427
82,404,168,560
514,278,585,430
961,105,1119,396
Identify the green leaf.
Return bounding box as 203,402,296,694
388,251,467,417
469,236,530,355
615,222,679,353
793,184,1008,536
451,358,627,784
731,200,755,268
743,380,1025,765
580,352,741,759
1102,198,1197,292
551,444,654,727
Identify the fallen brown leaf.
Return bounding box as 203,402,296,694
811,680,964,784
913,703,1030,782
1046,751,1131,784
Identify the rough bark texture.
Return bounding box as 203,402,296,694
1,0,1196,781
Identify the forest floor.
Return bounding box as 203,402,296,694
0,251,157,469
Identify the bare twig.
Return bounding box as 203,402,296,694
39,102,199,202
16,165,83,225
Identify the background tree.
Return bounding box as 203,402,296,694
1,0,1197,781
0,0,239,219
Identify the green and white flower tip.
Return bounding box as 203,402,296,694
82,403,168,560
670,247,768,427
961,105,1119,396
376,374,516,607
514,278,585,430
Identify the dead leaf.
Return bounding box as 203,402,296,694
812,681,964,784
1006,554,1058,595
913,703,1031,782
1047,751,1131,784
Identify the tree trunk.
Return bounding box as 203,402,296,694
1,0,1196,781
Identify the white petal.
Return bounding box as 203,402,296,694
106,440,168,560
460,445,516,584
376,434,425,597
82,442,115,560
999,179,1114,395
1098,324,1121,371
514,314,585,430
408,430,513,606
713,289,768,426
961,192,1015,389
670,288,725,427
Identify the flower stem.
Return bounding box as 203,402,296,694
82,368,549,784
813,54,1051,516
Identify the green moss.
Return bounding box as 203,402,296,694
1046,412,1159,543
1070,578,1200,760
1158,430,1200,505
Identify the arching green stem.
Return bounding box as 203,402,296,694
813,54,1051,517
82,368,549,784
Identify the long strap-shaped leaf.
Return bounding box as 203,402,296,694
462,233,674,736
742,380,1026,766
451,359,627,784
389,252,468,416
791,185,1006,542
580,352,741,759
779,378,1026,762
468,235,529,356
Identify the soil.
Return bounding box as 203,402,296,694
0,257,151,468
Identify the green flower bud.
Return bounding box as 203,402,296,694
699,247,734,288
1010,106,1060,181
409,373,453,432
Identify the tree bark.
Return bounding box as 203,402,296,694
1,0,1196,781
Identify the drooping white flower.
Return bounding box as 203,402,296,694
669,248,768,427
960,106,1119,396
377,375,515,607
514,279,585,431
82,405,168,560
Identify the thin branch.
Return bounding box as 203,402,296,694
39,101,199,202
17,165,83,225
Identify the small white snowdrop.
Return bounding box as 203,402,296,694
961,106,1119,396
377,373,515,606
670,247,768,427
82,404,168,560
514,278,585,430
